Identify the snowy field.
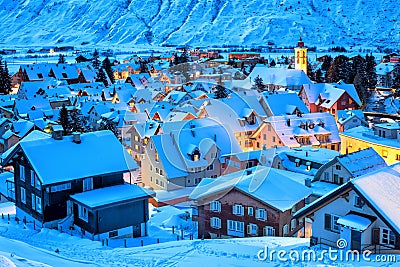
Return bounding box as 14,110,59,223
0,202,399,266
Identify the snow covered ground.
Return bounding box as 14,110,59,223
0,202,399,266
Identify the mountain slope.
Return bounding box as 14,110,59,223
0,0,399,48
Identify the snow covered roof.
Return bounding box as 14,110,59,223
340,126,400,149
261,92,309,116
302,81,362,107
247,65,312,87
3,130,138,185
376,62,396,75
295,163,400,236
337,110,367,125
190,166,312,212
336,147,387,177
257,112,340,148
70,183,154,209
14,98,52,116
337,214,372,231
12,119,35,138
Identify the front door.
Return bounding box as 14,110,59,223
351,230,362,251
132,224,141,238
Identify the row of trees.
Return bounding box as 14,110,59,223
308,54,377,104
92,49,115,86
0,58,11,94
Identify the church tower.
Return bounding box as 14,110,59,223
294,35,308,74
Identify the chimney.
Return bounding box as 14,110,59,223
51,125,63,140
73,132,81,144
305,178,312,187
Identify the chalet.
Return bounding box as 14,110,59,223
375,62,397,88
190,166,312,239
141,123,241,191
49,64,80,84
2,129,154,240
337,110,368,132
259,92,309,117
313,148,387,185
294,163,400,253
251,112,341,151
299,81,362,117
340,125,400,165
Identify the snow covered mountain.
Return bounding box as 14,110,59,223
0,0,399,48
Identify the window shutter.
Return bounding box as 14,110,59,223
218,201,221,212
247,224,251,234
232,205,235,215
263,227,267,236
372,228,380,244
324,214,331,230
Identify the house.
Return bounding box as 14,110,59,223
294,163,400,252
299,81,362,117
313,148,387,185
190,166,312,239
246,65,313,91
221,146,289,174
251,112,341,151
337,110,368,132
340,125,400,165
141,123,242,191
375,62,397,88
2,129,154,240
0,171,15,202
259,92,309,117
272,147,340,177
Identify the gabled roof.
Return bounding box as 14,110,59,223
337,110,367,125
261,92,309,116
190,166,312,212
336,148,387,177
248,65,313,87
3,130,138,185
294,163,400,236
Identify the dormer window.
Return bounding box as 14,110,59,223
189,147,201,161
247,114,256,125
299,122,306,129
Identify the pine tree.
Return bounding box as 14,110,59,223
102,57,115,84
252,75,266,92
58,54,66,64
99,119,119,138
0,59,11,94
314,69,324,83
92,49,101,70
321,55,332,72
58,104,72,135
365,54,377,90
180,50,189,63
393,64,400,89
214,84,228,99
354,70,370,105
96,68,108,86
70,109,86,133
326,55,350,83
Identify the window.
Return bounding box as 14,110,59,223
335,165,341,170
268,125,271,131
380,227,396,246
263,134,266,140
263,226,275,236
354,196,365,208
247,223,258,236
272,136,276,143
83,178,93,191
78,205,88,222
155,152,159,162
232,204,244,216
333,174,339,184
382,150,388,158
210,217,221,229
324,214,340,233
291,219,297,231
227,220,244,233
30,170,35,187
155,168,159,174
20,165,25,181
206,164,214,171
283,224,289,236
19,187,26,204
160,169,163,176
31,193,35,209
35,195,42,214
210,201,221,212
256,208,267,221
247,206,254,216
134,135,139,142
396,154,400,161
51,183,71,192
